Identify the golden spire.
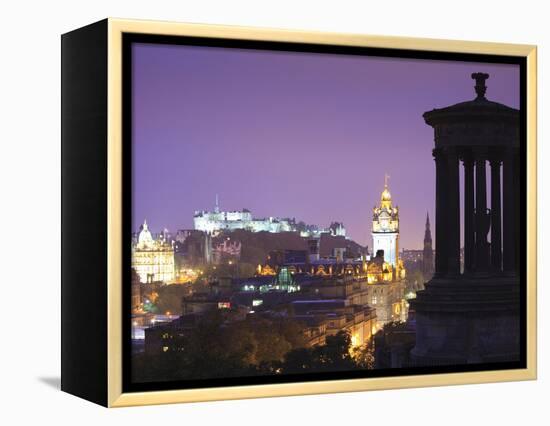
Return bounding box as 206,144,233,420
381,173,392,206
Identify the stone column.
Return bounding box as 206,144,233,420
433,148,448,278
446,147,461,276
463,152,475,274
490,156,502,272
503,147,516,273
474,150,490,271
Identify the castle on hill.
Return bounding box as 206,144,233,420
193,195,346,238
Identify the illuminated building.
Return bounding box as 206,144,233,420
400,249,424,263
307,237,320,262
193,195,294,234
132,219,175,284
193,195,347,237
366,252,394,284
244,266,301,292
328,222,346,237
364,250,407,326
181,293,234,315
257,264,277,276
212,238,242,264
372,175,400,268
131,268,141,314
368,178,408,327
290,300,377,348
366,281,408,326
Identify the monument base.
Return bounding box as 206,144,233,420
410,274,520,367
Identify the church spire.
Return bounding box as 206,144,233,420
424,212,432,244
214,194,220,213
423,211,434,280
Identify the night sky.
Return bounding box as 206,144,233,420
131,43,519,249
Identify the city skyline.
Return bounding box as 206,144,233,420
131,42,519,249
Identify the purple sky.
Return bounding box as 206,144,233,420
131,43,519,249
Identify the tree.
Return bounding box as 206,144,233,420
313,331,357,371
132,313,374,383
351,341,375,370
154,284,191,315
280,331,358,374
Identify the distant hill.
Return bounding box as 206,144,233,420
215,229,366,265
318,233,366,258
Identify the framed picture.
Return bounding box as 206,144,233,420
61,18,537,407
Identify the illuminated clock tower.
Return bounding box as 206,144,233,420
372,175,399,267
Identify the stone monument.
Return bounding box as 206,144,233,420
410,73,521,365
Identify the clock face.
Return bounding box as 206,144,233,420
380,217,389,229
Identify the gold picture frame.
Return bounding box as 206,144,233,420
61,18,537,407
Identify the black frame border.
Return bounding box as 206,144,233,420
122,33,528,394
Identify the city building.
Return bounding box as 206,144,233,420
174,229,212,266
369,177,408,327
363,250,407,326
242,176,408,329
146,296,377,355
401,249,424,264
193,195,348,238
144,309,248,355
289,300,377,348
132,219,175,284
181,292,234,315
372,176,400,268
193,196,295,234
212,238,242,264
131,268,141,314
328,221,346,237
